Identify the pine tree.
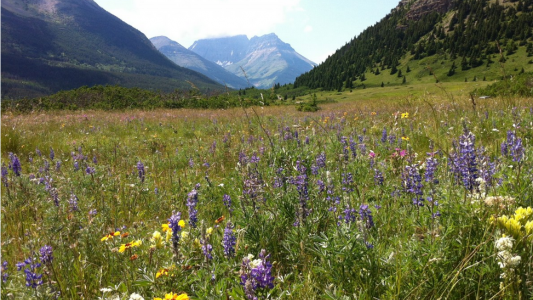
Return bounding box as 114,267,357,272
402,75,406,84
397,69,403,78
381,82,384,87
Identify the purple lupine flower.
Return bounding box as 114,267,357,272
93,156,98,164
240,249,275,300
73,161,79,171
20,256,42,288
359,204,374,228
451,130,479,192
55,161,61,172
239,152,248,165
305,136,310,145
89,209,97,216
1,165,8,187
222,222,236,258
223,194,233,213
374,169,384,186
349,137,357,158
39,245,53,265
210,141,217,153
137,161,145,183
49,148,55,161
50,188,59,206
381,127,388,143
1,261,8,282
502,130,524,162
201,239,213,260
315,152,326,168
289,173,309,225
44,160,50,173
317,179,326,193
68,193,79,212
341,173,354,192
187,189,199,228
168,211,182,249
36,148,42,157
403,164,424,206
188,157,194,168
250,153,260,164
340,206,357,224
424,152,439,184
9,153,21,176
203,161,210,168
85,166,95,175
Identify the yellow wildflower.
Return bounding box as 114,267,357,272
162,223,171,232
150,231,164,249
206,227,214,236
401,112,409,119
178,220,186,228
101,231,121,242
118,240,142,253
401,136,409,141
514,207,533,224
156,268,169,279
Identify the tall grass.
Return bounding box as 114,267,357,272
1,94,532,299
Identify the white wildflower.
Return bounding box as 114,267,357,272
495,236,514,251
129,293,144,300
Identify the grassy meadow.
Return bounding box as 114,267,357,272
1,88,533,299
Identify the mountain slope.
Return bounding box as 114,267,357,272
150,36,249,89
294,0,533,90
1,0,221,99
189,34,316,88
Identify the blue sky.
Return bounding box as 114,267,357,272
93,0,400,64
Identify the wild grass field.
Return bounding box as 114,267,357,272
1,89,532,299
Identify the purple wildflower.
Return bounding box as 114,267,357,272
223,194,233,213
137,161,145,183
39,245,53,265
89,209,97,216
250,153,260,164
73,161,79,171
55,161,61,172
424,152,439,184
187,189,199,228
201,240,213,260
340,206,357,224
49,148,55,161
69,193,79,212
222,222,236,258
451,130,479,192
1,165,8,187
1,261,8,282
85,166,95,175
20,256,42,288
168,211,182,249
381,127,388,143
502,130,524,162
93,156,98,164
36,148,42,157
374,169,384,186
240,249,275,300
9,153,21,176
188,157,194,168
403,164,424,206
359,204,374,229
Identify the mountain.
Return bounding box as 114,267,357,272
150,36,249,89
294,0,533,90
1,0,221,99
189,33,316,88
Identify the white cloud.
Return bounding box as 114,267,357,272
303,25,313,33
96,0,302,47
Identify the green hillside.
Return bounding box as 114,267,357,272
295,0,533,91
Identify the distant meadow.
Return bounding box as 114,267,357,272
1,94,532,299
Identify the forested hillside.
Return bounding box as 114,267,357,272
295,0,533,90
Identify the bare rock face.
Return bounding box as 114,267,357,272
404,0,453,20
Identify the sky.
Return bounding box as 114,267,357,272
93,0,400,64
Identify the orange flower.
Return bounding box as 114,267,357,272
215,216,225,224
130,254,139,261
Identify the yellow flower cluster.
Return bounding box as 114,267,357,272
101,231,120,242
150,231,164,249
154,292,189,300
118,240,142,253
401,112,409,119
493,206,533,240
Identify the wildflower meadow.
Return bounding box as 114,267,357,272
1,94,532,299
